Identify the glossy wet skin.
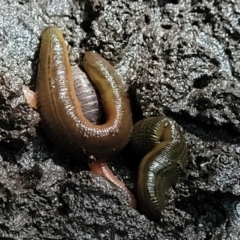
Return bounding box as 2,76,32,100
36,27,132,161
130,116,188,220
24,27,188,220
27,27,136,207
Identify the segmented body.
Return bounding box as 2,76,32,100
72,65,102,124
130,116,188,220
35,27,188,217
36,27,132,161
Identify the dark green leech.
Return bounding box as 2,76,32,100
130,116,188,221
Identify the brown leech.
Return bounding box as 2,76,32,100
36,27,132,161
26,27,135,207
130,116,188,220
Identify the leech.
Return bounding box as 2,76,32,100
88,162,137,208
130,116,188,220
23,27,136,209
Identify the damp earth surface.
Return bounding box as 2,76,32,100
0,0,240,239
